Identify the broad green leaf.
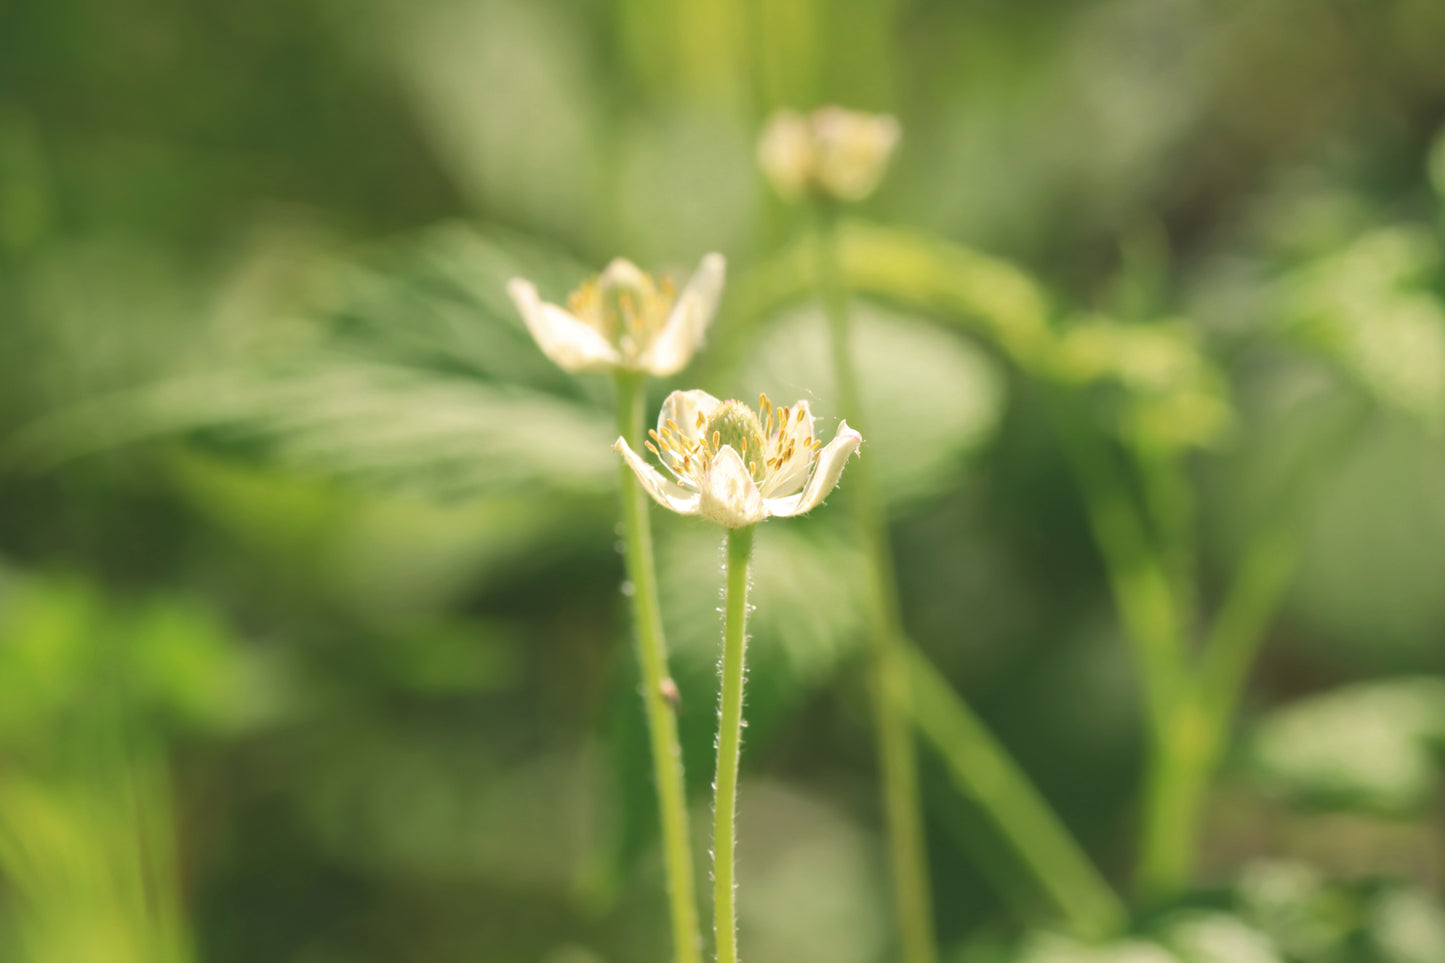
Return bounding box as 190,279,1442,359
13,360,615,502
1249,678,1445,814
1158,912,1282,963
1281,227,1445,431
726,302,1007,509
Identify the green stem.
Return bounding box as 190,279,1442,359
615,371,702,963
1136,403,1369,897
1197,402,1369,745
1196,529,1298,742
1048,394,1193,896
906,648,1128,938
813,203,937,963
713,524,755,963
1137,447,1199,639
1051,398,1183,734
1136,698,1210,898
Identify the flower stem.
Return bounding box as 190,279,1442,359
812,203,938,963
1055,392,1367,898
906,647,1128,938
713,524,755,963
614,371,702,963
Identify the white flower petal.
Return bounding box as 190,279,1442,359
698,445,767,529
656,388,722,455
812,108,900,202
637,253,726,376
757,111,815,201
508,278,623,372
598,257,653,294
767,420,862,517
614,437,702,516
761,398,817,497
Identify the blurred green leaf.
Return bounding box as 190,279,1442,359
1281,227,1445,431
1248,678,1445,814
0,762,192,963
1236,860,1355,962
1157,912,1282,963
1048,316,1232,452
720,220,1053,375
12,360,616,502
1015,933,1181,963
0,573,275,745
1369,886,1445,963
727,301,1007,509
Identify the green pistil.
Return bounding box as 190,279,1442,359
704,401,767,481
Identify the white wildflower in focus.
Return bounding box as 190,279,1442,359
614,389,862,529
507,254,725,376
757,107,901,203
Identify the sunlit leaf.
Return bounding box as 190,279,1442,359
1370,886,1445,963
726,302,1007,509
1016,933,1180,963
12,360,615,502
1248,677,1445,814
1281,227,1445,430
1158,912,1282,963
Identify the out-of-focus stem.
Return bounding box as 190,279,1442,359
812,203,938,963
906,648,1128,938
614,371,702,963
713,524,755,963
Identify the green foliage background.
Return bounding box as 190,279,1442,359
2,0,1445,960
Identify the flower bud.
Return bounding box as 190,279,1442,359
757,106,900,203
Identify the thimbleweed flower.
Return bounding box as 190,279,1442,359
757,106,901,203
614,389,862,529
507,254,725,376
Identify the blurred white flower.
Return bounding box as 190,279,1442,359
757,107,901,203
507,254,725,376
614,390,862,529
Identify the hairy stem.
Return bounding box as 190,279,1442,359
615,371,702,963
713,524,755,963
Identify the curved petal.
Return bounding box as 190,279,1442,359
598,258,653,294
756,111,815,200
613,437,701,516
766,420,862,518
813,109,901,202
508,278,622,372
698,445,767,529
761,398,817,497
636,253,726,376
655,388,722,464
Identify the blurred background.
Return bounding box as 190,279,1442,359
3,0,1445,961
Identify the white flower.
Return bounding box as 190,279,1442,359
507,254,725,376
614,389,863,529
757,107,901,203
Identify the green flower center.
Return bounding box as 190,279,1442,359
704,401,767,482
567,273,677,348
